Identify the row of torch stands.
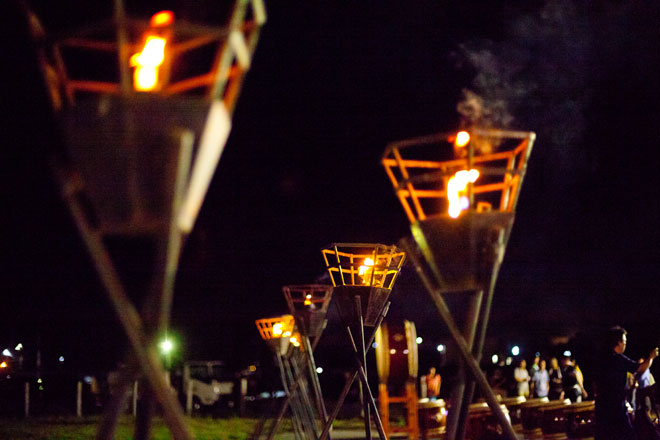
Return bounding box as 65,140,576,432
454,396,595,440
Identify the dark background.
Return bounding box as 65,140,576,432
2,0,660,389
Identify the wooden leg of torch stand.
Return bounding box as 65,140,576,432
400,238,517,440
303,335,330,428
276,353,304,440
447,289,482,440
61,190,192,440
457,245,505,440
266,333,327,440
318,303,390,440
354,296,372,440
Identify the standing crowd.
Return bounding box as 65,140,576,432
511,355,588,401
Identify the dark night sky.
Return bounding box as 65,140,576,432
2,0,660,376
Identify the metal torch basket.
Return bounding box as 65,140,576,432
321,243,405,327
282,285,333,339
382,128,535,292
256,315,296,357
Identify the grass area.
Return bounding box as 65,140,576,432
0,416,365,440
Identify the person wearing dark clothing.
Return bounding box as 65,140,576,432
562,357,583,402
548,357,564,400
595,326,658,440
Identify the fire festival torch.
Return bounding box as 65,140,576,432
22,1,266,439
318,243,406,440
382,129,535,440
256,315,319,440
256,286,334,440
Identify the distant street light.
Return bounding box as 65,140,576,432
491,354,499,364
2,349,12,358
511,346,520,356
159,338,174,355
437,344,446,353
416,337,423,345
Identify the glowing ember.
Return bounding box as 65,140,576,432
290,336,300,347
304,294,312,306
454,131,471,148
272,322,283,336
358,257,375,285
447,169,480,218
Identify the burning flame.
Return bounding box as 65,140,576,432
290,336,300,347
150,10,174,27
358,258,375,285
447,169,480,218
272,323,283,337
304,294,312,306
130,36,166,91
130,11,174,91
454,131,471,148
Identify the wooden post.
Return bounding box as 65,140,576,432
406,382,420,440
186,379,193,416
77,381,83,417
24,382,30,418
378,383,390,439
239,377,247,417
132,381,138,417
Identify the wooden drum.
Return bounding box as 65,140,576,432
500,396,525,433
539,400,571,440
375,320,419,393
466,402,511,440
418,398,447,439
564,401,595,440
521,397,550,440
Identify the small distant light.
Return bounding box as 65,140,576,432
39,386,44,391
2,349,12,358
437,344,446,353
58,356,65,363
83,376,93,384
0,362,7,369
390,349,397,355
403,349,409,354
563,350,572,357
37,378,43,384
15,343,23,351
491,354,499,364
249,365,257,372
511,346,520,356
372,342,378,349
505,357,513,366
416,337,423,345
535,352,541,358
316,367,323,374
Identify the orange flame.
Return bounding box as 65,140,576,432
358,258,375,285
447,169,479,218
454,131,471,148
304,294,312,306
130,11,174,91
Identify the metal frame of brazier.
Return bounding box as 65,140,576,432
23,0,266,438
383,128,535,440
319,243,406,440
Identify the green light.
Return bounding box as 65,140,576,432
159,338,174,355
